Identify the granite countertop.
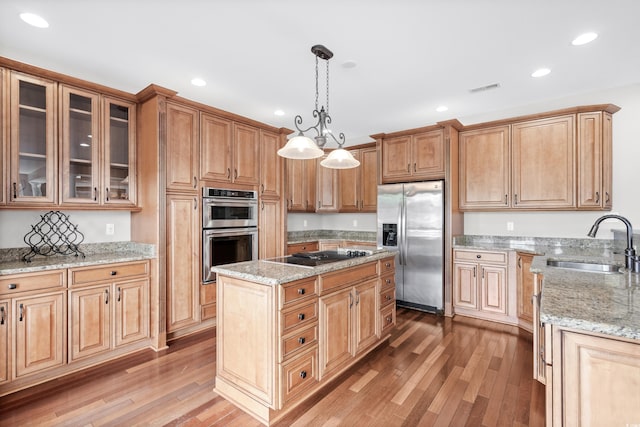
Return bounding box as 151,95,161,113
0,242,156,276
211,250,394,286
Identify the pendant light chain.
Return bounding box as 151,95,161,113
326,59,330,114
314,55,319,111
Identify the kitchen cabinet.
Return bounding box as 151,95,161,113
166,193,200,333
260,130,283,200
0,300,8,384
338,146,377,212
60,86,137,205
286,158,316,212
577,111,613,209
166,102,199,193
68,261,149,361
544,327,640,426
316,160,338,212
259,197,283,259
380,129,445,183
0,68,4,205
8,71,57,204
532,273,546,384
453,249,509,321
516,252,534,330
199,113,259,186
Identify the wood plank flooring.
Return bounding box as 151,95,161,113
0,308,545,426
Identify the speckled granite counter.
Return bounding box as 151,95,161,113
0,242,156,276
287,230,376,245
455,235,640,340
211,250,394,286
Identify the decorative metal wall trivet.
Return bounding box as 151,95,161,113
22,211,85,262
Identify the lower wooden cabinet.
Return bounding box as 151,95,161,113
516,252,534,330
259,198,284,259
0,300,8,384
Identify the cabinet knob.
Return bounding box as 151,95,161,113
298,313,305,321
385,262,391,268
110,271,117,276
300,370,307,379
386,295,392,301
8,283,17,290
298,337,306,345
385,278,391,284
297,288,305,295
386,316,392,324
476,254,481,259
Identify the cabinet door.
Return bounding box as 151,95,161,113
319,287,353,379
260,130,282,199
532,273,546,384
412,130,445,179
103,97,136,206
14,292,65,378
381,136,411,183
577,112,605,209
259,198,283,259
0,300,8,384
286,159,306,212
0,68,4,205
459,126,510,209
232,123,260,185
338,150,360,212
480,265,507,315
512,115,575,209
200,112,232,183
60,85,100,204
560,331,640,426
9,72,57,204
602,112,613,209
517,253,534,323
316,160,338,212
453,262,478,309
166,194,200,333
354,279,379,354
359,147,378,212
115,279,149,347
166,102,199,192
69,285,111,361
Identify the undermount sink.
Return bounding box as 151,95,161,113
546,259,622,274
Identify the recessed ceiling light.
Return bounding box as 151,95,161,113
274,110,285,116
191,78,206,87
572,32,598,46
436,105,448,112
19,12,49,28
531,68,551,78
342,60,357,69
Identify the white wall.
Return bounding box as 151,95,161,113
0,210,131,248
288,213,377,232
461,83,640,239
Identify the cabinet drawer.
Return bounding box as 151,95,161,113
381,304,396,336
282,324,318,360
287,242,319,255
70,261,149,286
281,278,317,308
380,257,395,274
320,261,378,294
282,301,318,333
380,287,396,308
201,283,216,305
0,270,65,296
454,250,506,264
281,348,319,403
201,303,216,320
380,273,395,291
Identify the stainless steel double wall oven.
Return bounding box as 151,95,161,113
202,187,258,283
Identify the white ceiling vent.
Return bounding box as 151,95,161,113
469,83,501,93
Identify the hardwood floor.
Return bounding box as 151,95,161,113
0,308,545,426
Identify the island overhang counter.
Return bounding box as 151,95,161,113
211,251,396,426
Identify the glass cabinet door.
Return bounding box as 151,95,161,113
9,72,56,204
103,97,136,205
61,86,100,203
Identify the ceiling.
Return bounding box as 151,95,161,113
1,0,639,145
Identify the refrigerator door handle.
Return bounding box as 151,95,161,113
398,193,405,266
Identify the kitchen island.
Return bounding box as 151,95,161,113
211,250,396,426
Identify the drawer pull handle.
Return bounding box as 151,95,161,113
476,254,481,259
385,262,391,268
8,283,17,290
300,370,307,379
297,288,305,295
110,271,117,276
19,303,24,322
298,313,305,321
298,337,306,345
0,306,4,325
385,279,391,284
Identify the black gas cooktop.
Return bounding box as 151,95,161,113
265,250,371,267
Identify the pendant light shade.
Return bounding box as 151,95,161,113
320,148,360,169
277,133,324,159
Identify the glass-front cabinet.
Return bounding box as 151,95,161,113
103,97,136,206
9,72,57,204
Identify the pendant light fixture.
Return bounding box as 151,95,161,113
277,45,360,169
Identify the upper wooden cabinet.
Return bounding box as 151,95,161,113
316,160,338,212
166,102,199,193
200,113,259,186
459,105,619,211
286,158,316,212
259,130,283,199
380,129,444,183
339,147,377,212
60,86,137,206
0,68,5,206
8,72,57,204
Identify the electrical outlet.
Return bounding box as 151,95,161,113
106,223,115,235
507,221,514,231
353,220,358,227
303,220,308,227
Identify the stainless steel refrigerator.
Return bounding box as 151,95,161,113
377,181,444,314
